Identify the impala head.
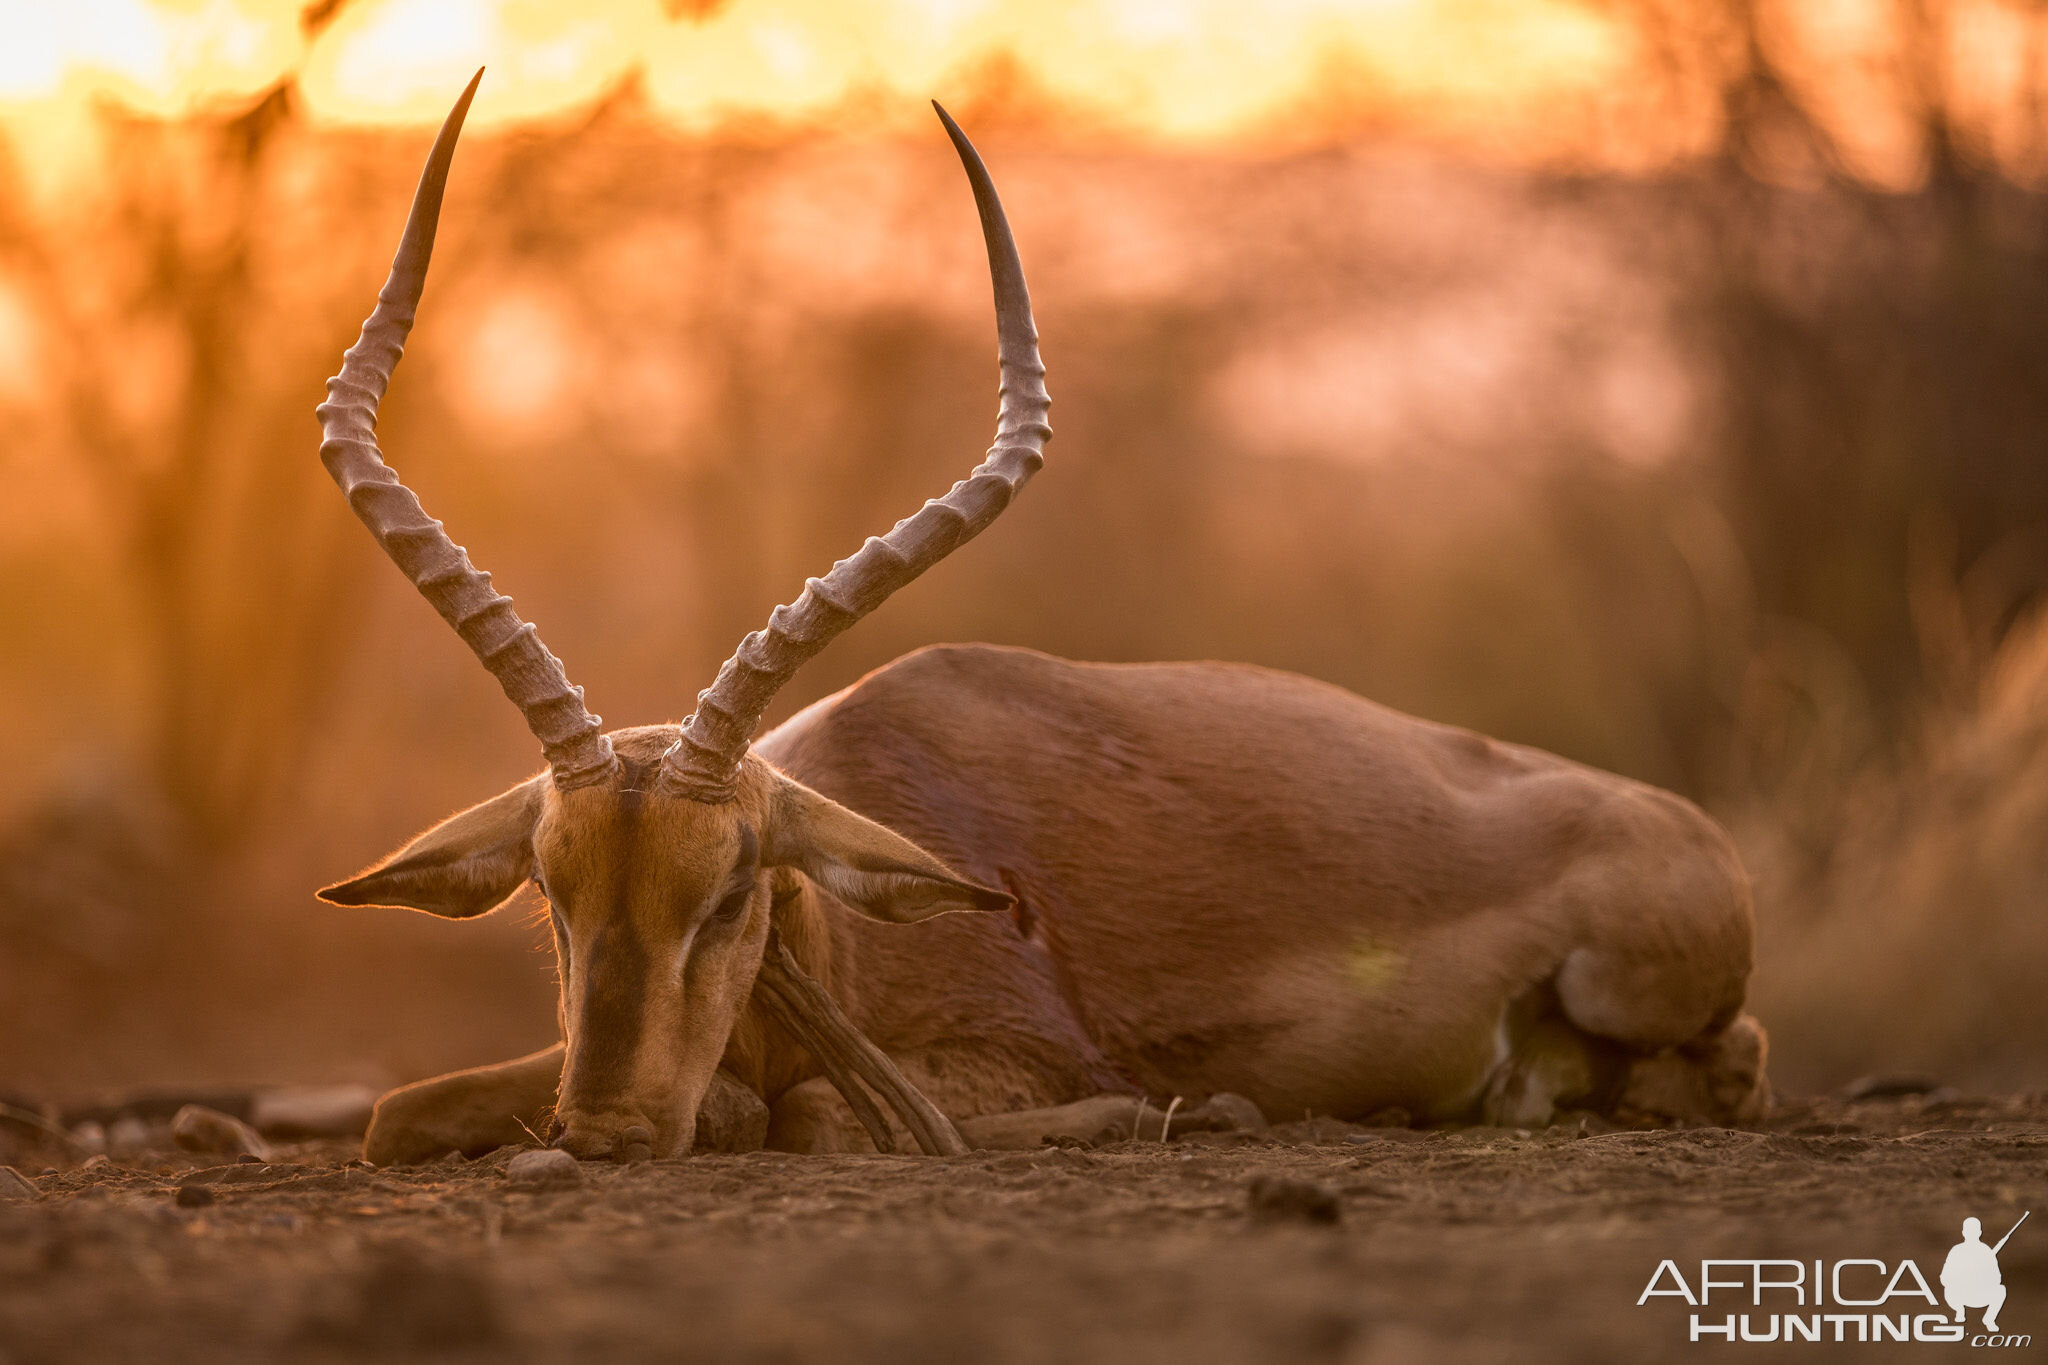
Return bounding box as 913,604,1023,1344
313,72,1047,1160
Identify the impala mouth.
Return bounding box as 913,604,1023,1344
552,1115,663,1163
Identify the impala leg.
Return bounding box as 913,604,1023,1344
771,1081,1170,1153
364,1044,566,1166
768,1074,880,1153
1541,811,1767,1124
957,1094,1154,1149
954,1090,1267,1148
766,1039,1271,1153
1479,1010,1628,1128
1618,1012,1771,1125
766,1041,1114,1154
366,1045,773,1164
1481,1005,1772,1128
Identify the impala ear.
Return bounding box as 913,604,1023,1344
763,776,1012,925
320,776,547,918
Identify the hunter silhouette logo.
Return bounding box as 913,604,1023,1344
1944,1213,2026,1333
1637,1210,2030,1346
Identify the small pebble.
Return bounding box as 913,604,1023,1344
175,1182,216,1208
171,1105,273,1163
1247,1174,1342,1225
504,1148,583,1191
1173,1092,1268,1136
1841,1073,1941,1102
248,1084,377,1138
107,1116,151,1159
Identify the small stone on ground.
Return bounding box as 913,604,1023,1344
505,1148,582,1190
171,1104,273,1162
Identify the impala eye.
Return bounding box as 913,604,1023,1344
712,886,750,923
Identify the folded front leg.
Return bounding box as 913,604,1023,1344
365,1044,567,1166
958,1094,1150,1149
366,1045,772,1164
766,1039,1114,1153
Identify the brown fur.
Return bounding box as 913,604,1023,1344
337,644,1767,1161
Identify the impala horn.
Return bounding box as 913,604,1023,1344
315,69,618,790
657,102,1052,803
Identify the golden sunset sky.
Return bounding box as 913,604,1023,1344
0,0,1835,174
2,0,2035,185
0,0,1615,137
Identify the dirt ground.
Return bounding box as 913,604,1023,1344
0,1092,2041,1365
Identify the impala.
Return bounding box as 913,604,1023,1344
317,74,1768,1165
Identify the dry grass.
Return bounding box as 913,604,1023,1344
1742,608,2048,1092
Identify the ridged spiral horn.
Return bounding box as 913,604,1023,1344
315,71,617,789
658,103,1051,803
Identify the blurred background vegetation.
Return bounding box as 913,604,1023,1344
2,0,2046,1102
